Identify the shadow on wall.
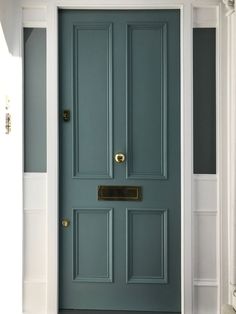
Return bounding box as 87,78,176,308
0,0,20,56
0,0,21,107
0,0,21,128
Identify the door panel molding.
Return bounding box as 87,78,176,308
72,22,113,179
72,208,113,283
126,208,168,284
126,22,167,180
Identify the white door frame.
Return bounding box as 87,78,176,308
46,1,193,313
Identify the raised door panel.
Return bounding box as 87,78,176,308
73,23,113,179
127,23,167,179
126,209,168,283
73,208,113,282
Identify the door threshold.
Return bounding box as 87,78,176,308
59,310,180,314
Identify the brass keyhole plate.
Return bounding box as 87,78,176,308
61,219,70,228
115,153,125,163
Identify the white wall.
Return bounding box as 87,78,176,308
24,174,47,314
0,0,23,313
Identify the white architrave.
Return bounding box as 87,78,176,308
224,1,236,306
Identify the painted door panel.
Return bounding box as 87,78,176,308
59,10,180,312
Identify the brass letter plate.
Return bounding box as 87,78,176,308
98,186,142,201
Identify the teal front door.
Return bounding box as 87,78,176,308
59,10,180,313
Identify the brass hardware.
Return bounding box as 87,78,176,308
61,219,70,228
98,186,142,201
63,110,70,122
115,153,125,163
5,113,11,134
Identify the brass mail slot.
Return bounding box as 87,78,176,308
98,186,142,201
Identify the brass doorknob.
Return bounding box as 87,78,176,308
115,153,126,163
61,219,70,228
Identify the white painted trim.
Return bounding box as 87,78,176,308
227,9,236,306
193,211,218,215
24,209,46,213
192,5,223,313
24,280,47,284
227,11,232,304
22,6,47,27
23,21,47,28
46,3,59,314
193,4,218,27
24,172,47,179
225,10,236,305
193,21,217,27
215,5,224,313
193,174,218,181
55,0,191,9
192,5,223,311
181,3,194,313
194,279,219,287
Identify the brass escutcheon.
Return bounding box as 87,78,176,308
61,219,70,228
115,153,126,164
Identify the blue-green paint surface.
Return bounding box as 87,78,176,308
24,28,46,172
59,10,180,312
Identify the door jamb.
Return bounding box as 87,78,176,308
46,2,194,313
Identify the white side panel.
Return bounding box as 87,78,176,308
194,286,218,314
24,211,46,282
193,7,218,28
24,173,47,314
194,213,217,280
23,282,46,314
22,7,46,27
193,175,218,314
24,173,47,210
194,175,217,212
